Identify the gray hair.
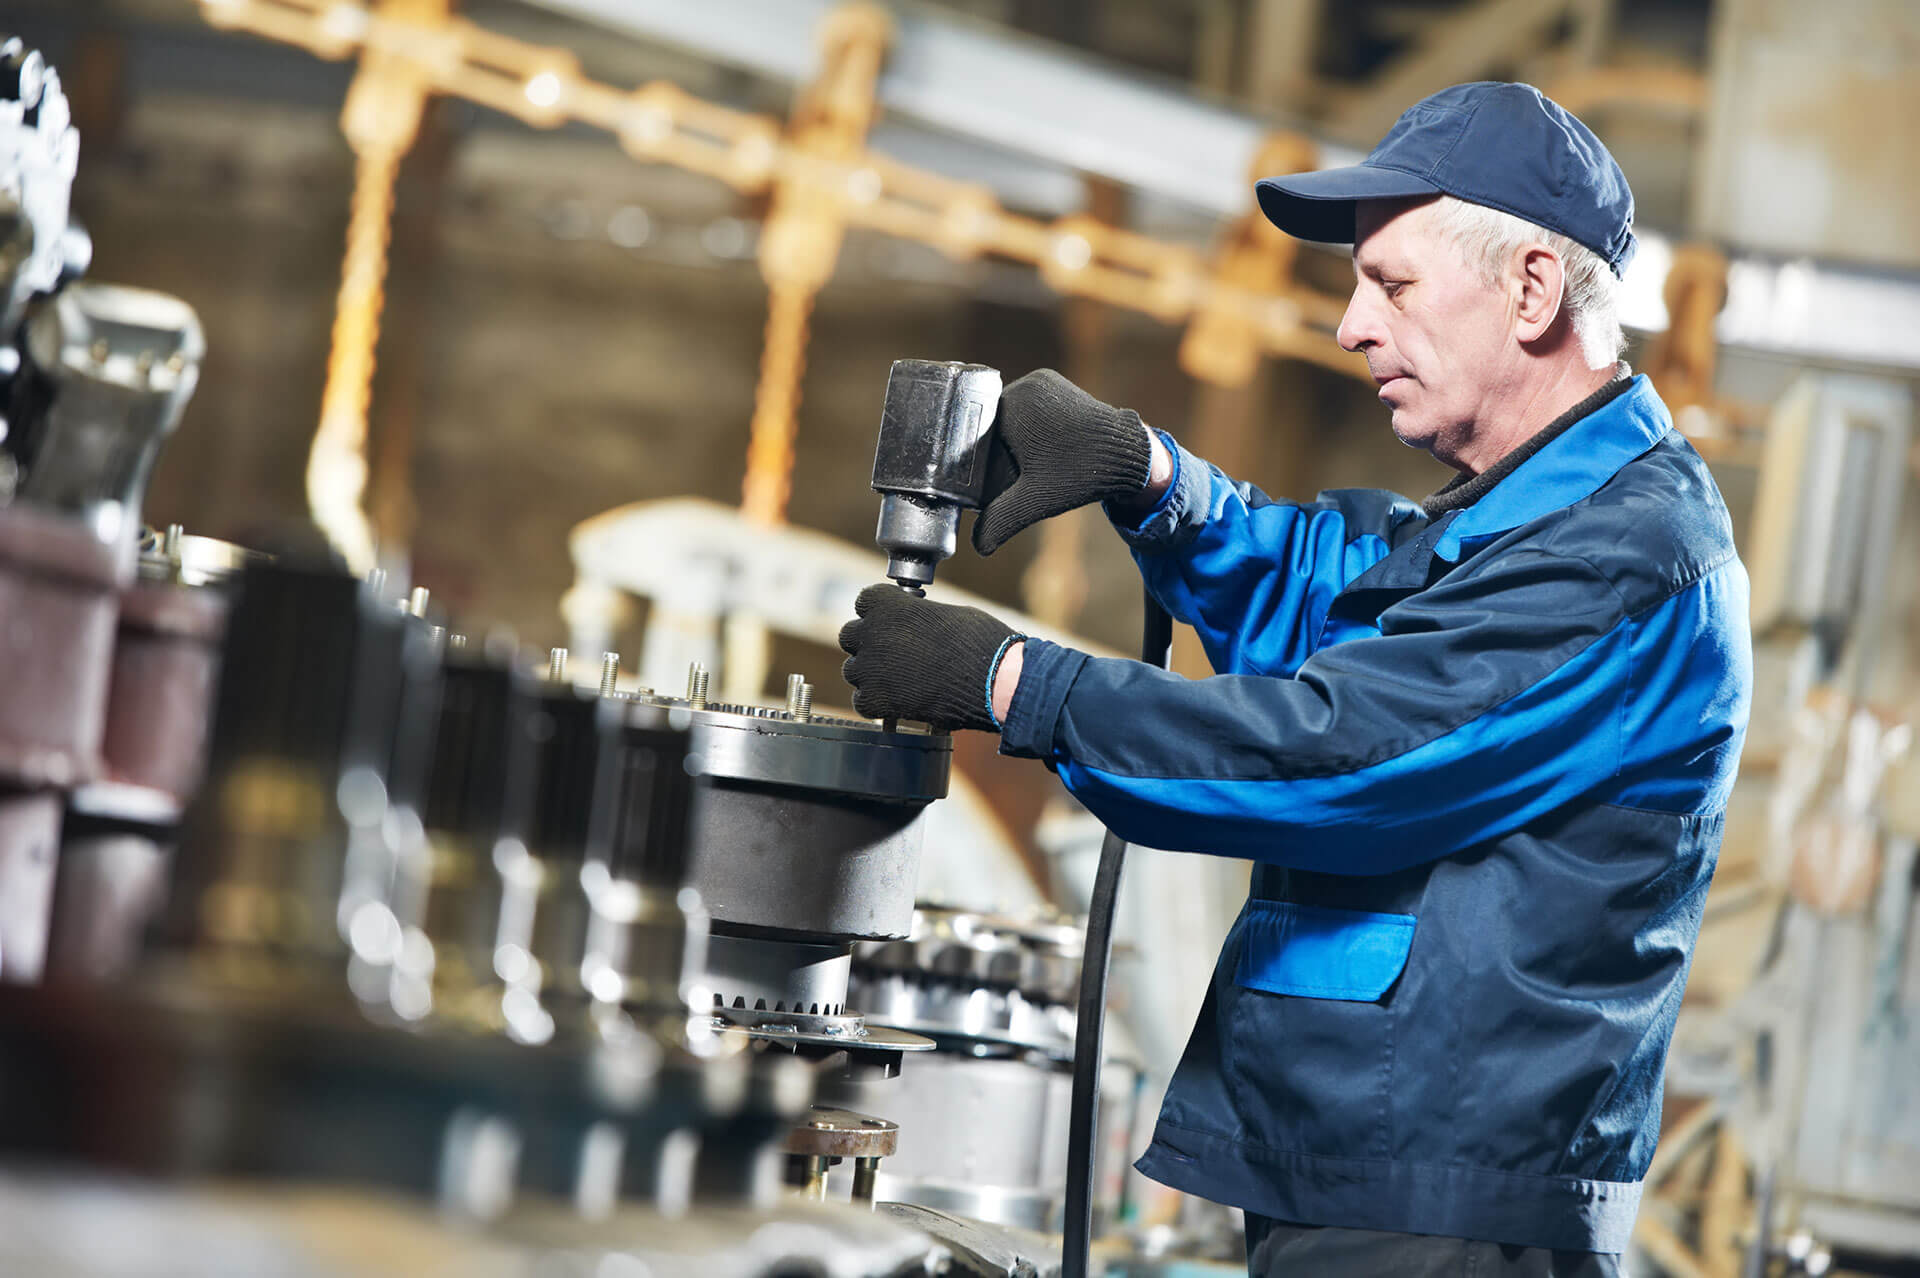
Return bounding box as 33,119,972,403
1425,195,1625,369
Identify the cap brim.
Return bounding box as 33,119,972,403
1255,166,1443,243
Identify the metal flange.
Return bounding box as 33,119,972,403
783,1106,899,1160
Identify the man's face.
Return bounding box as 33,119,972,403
1336,198,1515,467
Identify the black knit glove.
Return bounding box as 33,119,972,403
838,584,1022,732
972,369,1153,555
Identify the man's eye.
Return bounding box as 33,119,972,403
1382,281,1407,299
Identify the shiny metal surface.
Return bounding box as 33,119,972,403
852,906,1087,1057
690,785,927,939
861,905,1084,1003
686,707,951,803
784,1106,899,1160
705,932,851,1016
874,493,959,590
20,283,204,551
850,967,1076,1060
136,529,263,587
639,699,950,941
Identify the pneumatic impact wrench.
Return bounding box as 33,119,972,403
866,359,1172,1278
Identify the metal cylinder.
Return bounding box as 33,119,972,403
96,576,228,802
160,558,415,975
43,830,167,983
843,906,1144,1232
680,711,949,942
704,933,851,1017
0,790,62,983
398,651,544,1033
578,701,703,1015
519,685,623,1007
0,503,127,792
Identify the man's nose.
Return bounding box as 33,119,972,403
1336,285,1378,353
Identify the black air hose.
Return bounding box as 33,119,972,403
1062,589,1173,1278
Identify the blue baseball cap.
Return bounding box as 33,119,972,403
1256,82,1637,277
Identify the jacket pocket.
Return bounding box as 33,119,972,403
1235,900,1415,1001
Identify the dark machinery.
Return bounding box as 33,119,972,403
0,36,205,985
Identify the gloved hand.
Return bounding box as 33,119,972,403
838,584,1023,732
972,369,1153,555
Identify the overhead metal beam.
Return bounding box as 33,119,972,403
525,0,1920,376
527,0,1359,220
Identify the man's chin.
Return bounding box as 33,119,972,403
1387,411,1436,451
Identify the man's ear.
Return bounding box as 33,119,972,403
1514,245,1567,345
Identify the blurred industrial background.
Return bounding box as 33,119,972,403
0,0,1916,1274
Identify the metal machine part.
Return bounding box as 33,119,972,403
510,678,621,1015
158,557,422,983
95,543,233,804
578,697,707,1023
846,905,1144,1235
679,702,950,940
0,502,125,791
785,1105,899,1205
0,790,59,983
869,359,1001,590
597,681,948,1060
0,36,80,338
17,283,203,550
0,503,128,983
386,649,547,1037
136,524,263,587
855,905,1083,1058
41,529,252,985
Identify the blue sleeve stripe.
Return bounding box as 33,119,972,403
1608,562,1752,812
1056,618,1632,875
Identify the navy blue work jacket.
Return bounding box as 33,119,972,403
997,376,1752,1252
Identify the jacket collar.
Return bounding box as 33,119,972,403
1431,374,1672,562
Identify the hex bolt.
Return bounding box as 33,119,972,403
798,682,814,722
599,651,621,696
687,662,709,709
448,634,469,650
851,1156,880,1206
548,647,569,682
785,673,806,717
365,567,388,598
407,586,431,618
162,523,184,564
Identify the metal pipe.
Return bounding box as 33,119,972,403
525,0,1920,375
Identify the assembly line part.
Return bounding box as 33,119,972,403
784,1106,899,1161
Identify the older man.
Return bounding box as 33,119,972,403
840,82,1751,1275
